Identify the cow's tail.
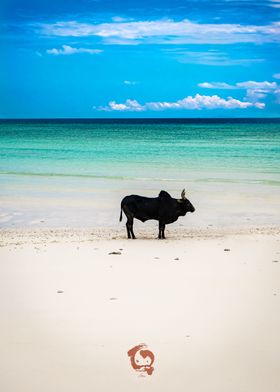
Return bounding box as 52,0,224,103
119,207,123,222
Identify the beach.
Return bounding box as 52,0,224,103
0,119,280,391
0,227,280,392
3,0,280,385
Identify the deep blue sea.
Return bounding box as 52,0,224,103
0,119,279,228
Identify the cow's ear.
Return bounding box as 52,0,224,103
177,199,184,203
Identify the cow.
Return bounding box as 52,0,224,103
119,189,195,239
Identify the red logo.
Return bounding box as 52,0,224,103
127,343,155,376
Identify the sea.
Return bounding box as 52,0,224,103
0,118,279,229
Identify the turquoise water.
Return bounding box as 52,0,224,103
0,119,279,228
1,119,280,180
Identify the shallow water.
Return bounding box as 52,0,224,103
0,119,279,228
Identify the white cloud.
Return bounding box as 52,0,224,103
199,79,279,104
198,82,237,89
273,73,280,79
97,94,264,112
198,80,280,92
236,81,277,89
270,0,280,8
112,16,134,22
237,81,278,102
46,45,103,55
254,102,266,109
123,80,137,85
167,49,264,66
38,19,280,45
147,95,263,110
98,99,145,112
199,80,278,90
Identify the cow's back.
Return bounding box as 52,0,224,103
121,195,160,222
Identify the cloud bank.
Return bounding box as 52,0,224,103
96,94,264,112
38,19,280,45
95,78,280,113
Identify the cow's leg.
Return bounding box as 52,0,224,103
162,223,166,239
126,220,131,239
126,218,136,239
130,218,136,239
158,222,165,240
123,207,135,239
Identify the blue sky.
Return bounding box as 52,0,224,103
1,0,280,118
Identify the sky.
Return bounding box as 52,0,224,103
1,0,280,118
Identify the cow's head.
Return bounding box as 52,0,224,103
177,189,195,215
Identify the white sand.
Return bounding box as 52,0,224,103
0,228,280,392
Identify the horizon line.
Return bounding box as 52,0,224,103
1,117,280,121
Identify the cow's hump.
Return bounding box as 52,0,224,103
158,190,171,198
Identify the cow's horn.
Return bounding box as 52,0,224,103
181,189,186,199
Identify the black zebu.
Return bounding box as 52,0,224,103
120,189,195,239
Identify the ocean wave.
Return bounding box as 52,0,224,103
0,171,279,186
